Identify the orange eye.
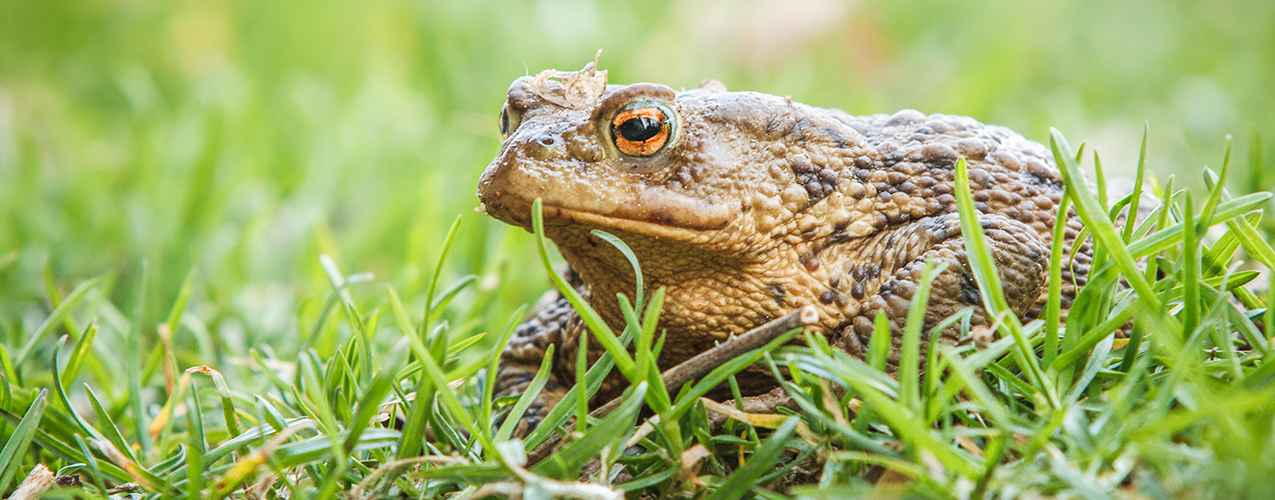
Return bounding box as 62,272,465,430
611,103,673,157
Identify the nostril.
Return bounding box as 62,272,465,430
538,137,556,147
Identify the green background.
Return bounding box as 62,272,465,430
1,0,1271,363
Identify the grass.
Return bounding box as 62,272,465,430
1,125,1274,498
3,1,1275,497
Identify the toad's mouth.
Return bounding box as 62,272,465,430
478,189,733,241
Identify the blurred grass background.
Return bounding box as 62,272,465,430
1,0,1271,370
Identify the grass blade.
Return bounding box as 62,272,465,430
591,230,645,310
1043,192,1072,368
14,276,103,366
1123,123,1150,242
530,198,634,376
50,336,106,443
494,344,555,443
342,336,410,454
85,384,142,466
953,158,1055,406
1197,136,1233,230
60,321,97,388
0,389,47,492
423,215,463,338
127,261,151,454
899,259,944,414
704,416,799,500
481,305,527,430
164,267,198,341
1051,130,1159,307
523,328,632,449
1181,191,1200,338
531,381,648,479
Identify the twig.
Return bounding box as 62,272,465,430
525,305,818,466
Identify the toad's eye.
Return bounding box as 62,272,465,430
499,103,521,140
611,103,674,157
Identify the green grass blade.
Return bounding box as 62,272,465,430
50,336,107,442
342,336,410,454
668,329,802,419
953,158,1055,406
899,259,943,414
446,332,487,359
1065,333,1115,404
793,348,977,476
84,384,141,466
530,198,634,376
14,276,103,366
1202,225,1243,276
1181,191,1201,338
575,326,589,432
185,405,205,498
867,311,890,372
523,328,632,449
480,305,527,426
1268,279,1275,349
164,267,198,340
494,344,554,443
953,158,1010,312
635,288,672,416
0,389,47,492
1123,123,1150,242
704,416,799,500
1043,192,1072,368
255,397,291,432
530,381,648,479
1051,130,1160,308
1197,136,1233,231
272,428,401,468
1094,150,1109,214
1127,192,1271,260
74,434,111,494
60,321,97,388
591,230,645,310
127,261,151,454
1226,212,1275,271
414,328,494,458
386,284,441,459
428,275,479,325
0,347,14,392
0,407,128,485
423,215,463,336
190,366,242,439
938,347,1010,494
187,383,208,454
1052,300,1137,370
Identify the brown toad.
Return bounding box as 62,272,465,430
477,61,1089,432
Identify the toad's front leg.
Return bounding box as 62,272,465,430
493,293,577,438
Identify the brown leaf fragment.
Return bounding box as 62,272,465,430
954,434,986,457
875,467,912,486
11,464,55,500
680,444,711,486
528,50,608,110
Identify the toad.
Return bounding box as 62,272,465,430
477,61,1090,432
